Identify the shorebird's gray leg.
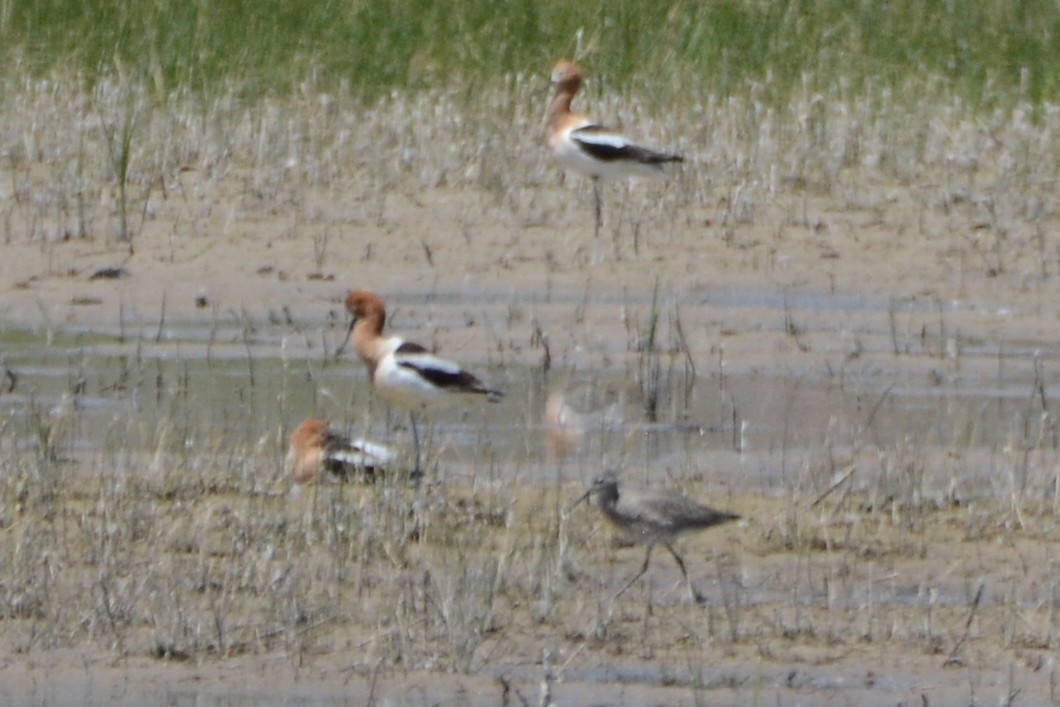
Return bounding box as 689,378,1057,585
615,541,655,598
591,179,602,266
409,412,423,480
662,542,704,604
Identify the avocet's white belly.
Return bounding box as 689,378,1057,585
372,352,463,412
549,125,668,180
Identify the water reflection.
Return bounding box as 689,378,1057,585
0,319,1052,496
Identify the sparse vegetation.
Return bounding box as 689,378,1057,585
1,0,1060,703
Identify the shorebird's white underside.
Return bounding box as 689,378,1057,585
373,349,473,412
550,122,673,180
326,439,397,469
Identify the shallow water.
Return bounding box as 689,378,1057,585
3,289,1059,706
0,297,1052,498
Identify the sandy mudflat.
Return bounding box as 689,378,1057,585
2,143,1060,706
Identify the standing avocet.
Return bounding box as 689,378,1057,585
548,59,683,263
338,289,503,476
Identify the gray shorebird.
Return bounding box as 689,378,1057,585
570,471,739,604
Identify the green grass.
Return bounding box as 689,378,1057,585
1,0,1058,108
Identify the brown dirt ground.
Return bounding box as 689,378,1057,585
2,166,1060,705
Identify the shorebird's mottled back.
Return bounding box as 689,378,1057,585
572,471,738,604
588,472,739,540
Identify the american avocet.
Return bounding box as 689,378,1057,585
548,59,683,263
569,471,739,604
338,289,503,475
285,417,397,485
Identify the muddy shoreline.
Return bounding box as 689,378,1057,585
2,156,1060,705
